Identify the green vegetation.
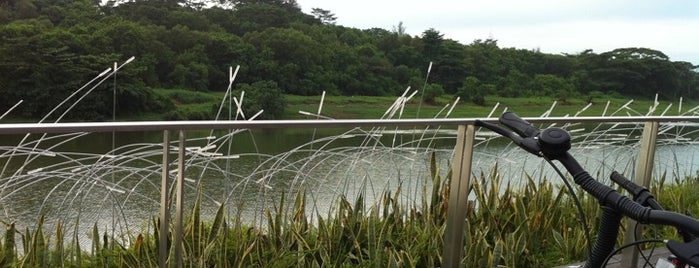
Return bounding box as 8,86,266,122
1,159,698,267
146,88,698,120
0,0,697,121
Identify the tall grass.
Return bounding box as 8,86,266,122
2,156,697,267
3,62,697,267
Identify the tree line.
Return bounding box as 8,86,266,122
1,0,697,119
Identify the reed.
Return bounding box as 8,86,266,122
0,162,697,267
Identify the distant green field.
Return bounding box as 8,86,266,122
149,88,697,120
287,94,697,119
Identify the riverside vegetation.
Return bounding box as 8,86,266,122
1,154,698,267
1,0,698,121
149,88,699,121
2,1,698,266
3,65,696,266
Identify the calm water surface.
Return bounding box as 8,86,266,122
0,125,697,244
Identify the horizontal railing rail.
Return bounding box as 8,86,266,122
1,116,698,134
2,116,699,267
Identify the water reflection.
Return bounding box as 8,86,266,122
0,124,697,246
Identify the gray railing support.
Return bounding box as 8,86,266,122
443,124,476,268
159,130,171,268
621,121,659,267
173,130,186,268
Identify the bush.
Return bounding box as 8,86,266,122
457,76,488,105
422,83,445,104
229,80,286,120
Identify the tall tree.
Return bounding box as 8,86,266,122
226,0,299,9
310,8,336,25
420,28,443,63
464,39,504,84
420,29,466,92
392,21,407,36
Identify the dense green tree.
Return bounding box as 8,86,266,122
539,53,575,77
310,8,336,24
227,0,297,8
432,40,467,93
337,27,368,46
244,28,327,95
226,1,314,35
0,21,126,119
578,48,687,98
201,6,237,32
204,31,256,90
464,39,505,84
418,29,468,93
231,80,286,119
673,61,699,98
457,76,487,105
44,0,102,26
497,70,531,97
1,0,697,121
109,0,181,26
531,74,575,100
169,45,210,91
14,0,39,19
422,83,444,104
420,28,443,62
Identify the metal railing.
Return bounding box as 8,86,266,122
2,115,699,267
1,116,697,134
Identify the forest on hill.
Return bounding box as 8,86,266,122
1,0,697,120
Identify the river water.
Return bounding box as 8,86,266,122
0,123,697,244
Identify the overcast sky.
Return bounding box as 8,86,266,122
295,0,699,65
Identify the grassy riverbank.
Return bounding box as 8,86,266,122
3,89,694,122
3,162,697,267
148,88,697,121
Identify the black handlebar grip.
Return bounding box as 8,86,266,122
611,171,666,211
573,170,652,223
499,112,541,138
610,171,645,196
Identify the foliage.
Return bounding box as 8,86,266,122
457,76,487,105
310,8,336,25
0,161,698,267
230,80,286,120
531,74,576,102
422,83,444,104
0,0,697,121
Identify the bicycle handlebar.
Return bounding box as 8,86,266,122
612,171,696,243
499,111,540,138
610,171,650,201
474,112,699,267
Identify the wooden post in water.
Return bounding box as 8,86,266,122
621,121,658,267
443,124,476,268
174,130,186,268
159,130,171,268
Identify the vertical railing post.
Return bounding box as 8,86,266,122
159,130,171,268
621,121,659,267
173,130,186,268
443,124,476,268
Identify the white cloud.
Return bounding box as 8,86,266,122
297,0,699,64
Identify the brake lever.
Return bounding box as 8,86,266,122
667,239,699,267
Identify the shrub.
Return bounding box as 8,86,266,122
230,80,286,120
457,76,488,105
422,83,445,104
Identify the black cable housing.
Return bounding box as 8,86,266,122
583,206,623,268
